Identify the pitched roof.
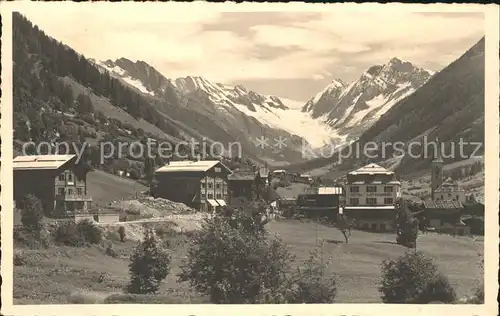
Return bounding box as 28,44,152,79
423,200,464,209
13,154,76,170
348,163,393,175
228,170,257,181
155,160,231,173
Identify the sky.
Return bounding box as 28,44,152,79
17,4,485,104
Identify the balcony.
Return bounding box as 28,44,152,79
56,194,93,202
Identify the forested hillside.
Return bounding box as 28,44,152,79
12,13,257,177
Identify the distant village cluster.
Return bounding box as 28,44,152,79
12,146,484,237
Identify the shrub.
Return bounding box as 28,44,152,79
14,251,27,266
287,246,337,303
77,219,102,244
127,229,171,294
179,206,294,304
118,226,126,242
20,194,44,233
379,251,456,303
53,220,102,246
105,243,119,258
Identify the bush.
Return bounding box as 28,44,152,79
14,251,27,266
287,246,337,303
53,219,102,246
77,219,102,244
379,251,456,303
179,204,294,304
127,229,171,294
118,226,126,242
20,194,44,233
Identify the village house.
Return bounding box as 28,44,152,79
227,169,259,203
433,177,467,204
152,160,232,212
344,163,401,232
296,186,343,219
422,200,469,235
13,154,92,217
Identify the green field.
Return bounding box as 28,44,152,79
13,219,483,304
87,170,147,207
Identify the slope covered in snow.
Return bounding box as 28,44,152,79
302,58,433,143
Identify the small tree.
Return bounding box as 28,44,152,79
127,229,171,294
20,194,44,233
379,251,456,303
178,207,293,303
336,214,355,243
396,202,419,248
118,226,126,243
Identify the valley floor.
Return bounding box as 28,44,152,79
13,219,483,304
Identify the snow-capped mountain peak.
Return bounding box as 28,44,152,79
302,58,433,144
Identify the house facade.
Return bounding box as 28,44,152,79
152,160,232,212
344,163,401,232
296,186,343,219
422,200,468,235
13,154,92,217
227,170,259,203
433,177,467,204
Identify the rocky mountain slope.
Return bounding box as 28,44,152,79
291,37,485,176
94,58,333,158
13,13,311,166
302,58,433,143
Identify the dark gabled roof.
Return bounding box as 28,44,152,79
228,171,257,181
423,199,464,209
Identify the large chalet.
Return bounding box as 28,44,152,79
13,154,92,216
152,160,232,212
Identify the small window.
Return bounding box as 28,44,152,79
366,198,377,205
380,224,386,231
68,189,73,195
371,223,377,230
58,174,65,181
201,192,206,199
214,167,222,173
216,193,222,199
216,183,221,189
208,183,213,188
384,198,393,205
349,186,359,193
58,188,65,195
456,195,459,200
349,198,359,205
367,186,377,193
68,174,73,181
76,188,83,195
384,186,393,193
208,193,213,199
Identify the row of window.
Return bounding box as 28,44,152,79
57,187,83,196
349,185,394,193
201,182,224,189
201,192,227,200
58,173,74,182
349,197,393,205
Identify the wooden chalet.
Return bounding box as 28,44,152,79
13,154,92,217
152,160,232,212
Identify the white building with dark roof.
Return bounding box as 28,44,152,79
344,163,401,232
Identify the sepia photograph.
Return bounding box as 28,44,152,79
0,2,498,316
